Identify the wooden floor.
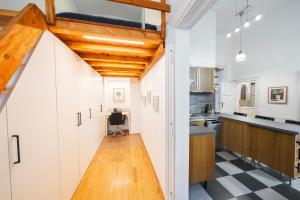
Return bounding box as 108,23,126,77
72,134,164,200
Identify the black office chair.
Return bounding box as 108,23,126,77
255,115,275,121
234,112,247,117
286,120,300,126
109,112,126,137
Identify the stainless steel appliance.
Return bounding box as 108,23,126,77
205,118,221,149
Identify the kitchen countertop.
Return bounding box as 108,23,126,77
190,126,216,136
220,113,300,135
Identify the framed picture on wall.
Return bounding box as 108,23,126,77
153,96,159,112
268,86,288,104
113,88,125,102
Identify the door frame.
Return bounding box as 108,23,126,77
165,0,217,199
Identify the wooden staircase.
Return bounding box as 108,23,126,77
0,9,17,33
0,4,46,93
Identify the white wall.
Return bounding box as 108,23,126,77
129,79,141,133
216,33,231,82
140,56,167,196
103,78,142,133
104,78,131,109
190,11,216,66
298,72,300,119
0,0,78,13
217,1,300,120
174,29,190,200
257,72,300,120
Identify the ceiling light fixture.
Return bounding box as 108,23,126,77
244,21,250,28
235,28,240,33
226,33,232,38
83,35,145,45
255,14,262,21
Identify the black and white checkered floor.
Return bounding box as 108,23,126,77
189,150,300,200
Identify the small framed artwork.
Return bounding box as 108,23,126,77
147,91,151,104
268,86,288,104
113,88,125,102
153,96,159,112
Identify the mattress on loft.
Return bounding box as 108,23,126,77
56,12,158,31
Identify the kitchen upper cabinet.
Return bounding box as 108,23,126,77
54,37,81,200
0,106,11,200
6,31,60,200
190,67,215,93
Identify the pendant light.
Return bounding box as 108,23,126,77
236,28,246,62
236,10,246,62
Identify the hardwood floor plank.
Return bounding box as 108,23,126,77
72,134,164,200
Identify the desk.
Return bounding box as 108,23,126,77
105,110,131,136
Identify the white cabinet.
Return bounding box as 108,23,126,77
6,31,60,200
77,63,100,177
0,31,104,200
54,36,104,197
0,106,11,200
54,37,81,200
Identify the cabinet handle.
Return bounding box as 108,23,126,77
100,105,103,112
77,112,82,126
12,135,21,164
89,109,92,119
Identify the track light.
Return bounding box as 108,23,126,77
226,33,232,38
235,28,240,33
244,21,250,28
255,14,262,21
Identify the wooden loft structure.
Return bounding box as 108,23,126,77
46,0,170,79
0,1,170,92
0,4,47,91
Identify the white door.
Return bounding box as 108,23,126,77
221,82,236,114
7,31,60,200
96,75,105,142
54,37,81,200
0,106,11,200
77,62,96,177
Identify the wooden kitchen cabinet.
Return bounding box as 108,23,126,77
189,133,215,184
256,128,278,168
221,119,244,154
221,117,298,178
243,125,258,159
275,132,296,177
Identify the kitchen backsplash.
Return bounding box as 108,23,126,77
190,93,215,114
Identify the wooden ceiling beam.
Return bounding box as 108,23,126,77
66,41,155,57
45,0,56,25
139,43,165,79
100,71,141,76
107,0,170,12
79,53,149,64
100,74,140,78
49,19,162,45
89,61,145,69
96,67,143,73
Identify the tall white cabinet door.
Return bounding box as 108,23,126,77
0,106,11,200
95,75,105,142
6,31,60,200
77,63,94,177
54,37,80,200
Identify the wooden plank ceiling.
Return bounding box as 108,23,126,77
47,0,169,79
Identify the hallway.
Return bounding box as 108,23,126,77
72,134,164,200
